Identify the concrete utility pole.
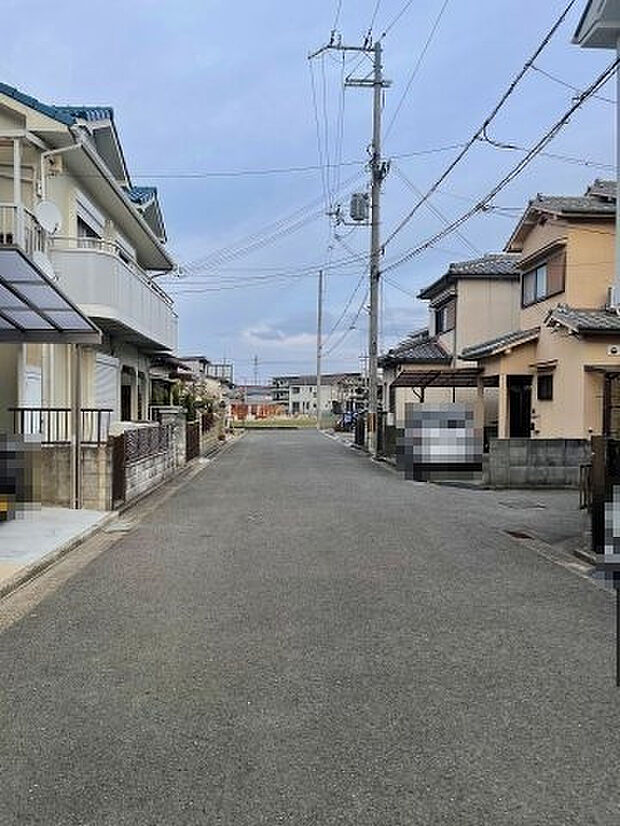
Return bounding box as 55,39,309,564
368,40,384,457
309,36,390,455
253,354,259,386
316,268,323,430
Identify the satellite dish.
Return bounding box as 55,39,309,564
34,200,62,235
33,250,57,281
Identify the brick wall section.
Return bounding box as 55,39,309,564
484,438,591,488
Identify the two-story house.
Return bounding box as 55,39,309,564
0,82,177,441
271,373,365,417
462,180,620,441
379,254,520,442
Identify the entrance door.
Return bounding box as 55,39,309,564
508,376,532,438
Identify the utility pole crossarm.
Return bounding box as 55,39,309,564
345,79,392,88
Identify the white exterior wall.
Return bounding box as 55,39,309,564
0,105,176,428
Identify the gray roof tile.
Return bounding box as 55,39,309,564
380,329,451,365
419,253,520,300
461,327,540,361
546,305,620,334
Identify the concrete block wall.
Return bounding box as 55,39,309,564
485,438,591,488
125,450,176,502
40,445,111,510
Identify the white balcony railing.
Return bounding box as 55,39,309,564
49,237,177,351
0,203,46,257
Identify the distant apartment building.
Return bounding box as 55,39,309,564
271,373,366,416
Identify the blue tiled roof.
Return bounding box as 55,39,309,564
0,83,115,127
53,105,114,122
0,82,75,125
125,186,157,206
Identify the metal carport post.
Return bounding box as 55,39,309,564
0,246,101,508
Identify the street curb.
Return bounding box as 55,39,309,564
0,511,117,601
0,432,244,602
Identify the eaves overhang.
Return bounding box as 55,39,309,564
70,137,173,271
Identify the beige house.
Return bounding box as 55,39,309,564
462,180,620,441
380,254,520,440
0,82,176,441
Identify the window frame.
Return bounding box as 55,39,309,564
537,373,554,402
521,256,564,308
435,298,456,335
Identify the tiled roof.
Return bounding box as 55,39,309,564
419,253,520,300
461,327,540,361
380,329,451,365
532,194,616,216
546,305,620,334
506,179,616,251
125,186,158,206
0,85,117,127
586,179,616,200
0,82,74,125
447,253,520,276
53,105,114,122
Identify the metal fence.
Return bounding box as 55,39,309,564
124,423,173,465
9,407,112,445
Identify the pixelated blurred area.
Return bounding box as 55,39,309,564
396,403,483,482
0,433,41,521
597,485,620,586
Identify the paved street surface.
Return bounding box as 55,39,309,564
1,431,619,825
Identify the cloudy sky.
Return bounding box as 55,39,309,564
2,0,615,383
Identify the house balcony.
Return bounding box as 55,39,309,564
0,203,46,257
49,237,177,352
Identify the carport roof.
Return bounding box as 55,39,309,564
391,367,482,389
0,247,101,343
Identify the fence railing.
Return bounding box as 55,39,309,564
0,204,46,258
9,407,112,445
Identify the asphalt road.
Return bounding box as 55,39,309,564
1,431,619,825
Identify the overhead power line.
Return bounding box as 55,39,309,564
384,0,451,139
383,0,578,248
382,57,620,275
531,63,616,104
380,0,416,40
391,163,480,255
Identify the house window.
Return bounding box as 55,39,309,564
77,216,101,250
291,386,300,394
435,299,456,334
537,373,553,401
522,252,565,307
